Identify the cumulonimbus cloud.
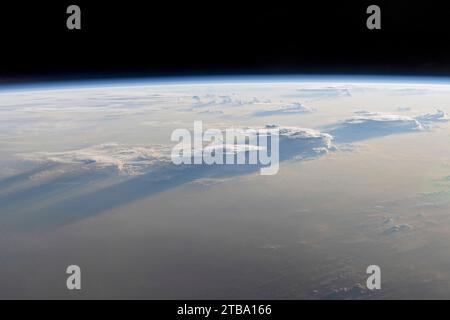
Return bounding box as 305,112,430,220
20,143,172,176
19,125,335,177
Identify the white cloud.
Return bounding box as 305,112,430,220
20,143,172,176
294,87,352,99
329,111,424,142
415,109,450,123
190,94,260,109
329,109,450,143
275,125,333,143
253,103,315,116
19,125,335,177
349,111,422,127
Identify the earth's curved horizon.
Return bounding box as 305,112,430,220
2,76,450,299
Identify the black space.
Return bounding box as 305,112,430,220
1,1,450,83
